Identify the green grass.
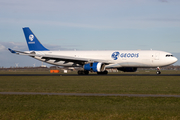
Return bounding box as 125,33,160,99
0,76,180,95
1,72,180,119
0,95,180,120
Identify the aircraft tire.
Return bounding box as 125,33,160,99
78,70,89,75
156,71,161,75
97,70,108,75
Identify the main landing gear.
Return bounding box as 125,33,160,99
77,70,108,75
156,67,161,75
97,70,108,75
78,70,89,75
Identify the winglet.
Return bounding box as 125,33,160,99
8,48,16,53
23,27,49,51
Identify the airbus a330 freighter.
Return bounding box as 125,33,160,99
9,27,178,75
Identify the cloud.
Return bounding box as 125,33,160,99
0,42,27,51
0,41,72,68
0,50,48,68
0,41,72,51
0,44,6,51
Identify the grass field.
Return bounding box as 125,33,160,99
0,71,180,119
0,76,180,95
0,95,180,120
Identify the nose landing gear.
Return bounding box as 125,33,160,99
156,67,161,75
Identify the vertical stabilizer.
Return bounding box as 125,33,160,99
23,27,49,51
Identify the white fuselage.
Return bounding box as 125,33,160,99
31,50,177,68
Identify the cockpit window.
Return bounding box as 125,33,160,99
166,54,173,57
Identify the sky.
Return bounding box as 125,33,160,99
0,0,180,67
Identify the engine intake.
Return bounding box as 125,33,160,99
84,62,105,72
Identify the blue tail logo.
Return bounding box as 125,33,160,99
29,34,34,41
23,27,49,51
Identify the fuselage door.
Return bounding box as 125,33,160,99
155,52,160,60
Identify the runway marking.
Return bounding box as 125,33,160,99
1,92,180,97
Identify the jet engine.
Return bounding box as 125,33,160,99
84,62,105,72
117,67,137,72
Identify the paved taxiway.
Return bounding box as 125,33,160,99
1,92,180,97
0,74,180,76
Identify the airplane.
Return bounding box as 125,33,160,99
8,27,178,75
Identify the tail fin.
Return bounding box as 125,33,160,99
23,27,49,51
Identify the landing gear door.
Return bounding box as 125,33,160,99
155,52,160,60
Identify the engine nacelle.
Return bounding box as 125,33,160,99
84,62,105,72
117,67,137,72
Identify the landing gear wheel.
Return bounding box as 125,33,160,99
84,70,89,75
156,67,161,75
97,70,108,75
78,70,89,75
156,71,161,75
78,70,82,75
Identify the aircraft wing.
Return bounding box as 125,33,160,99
8,48,111,65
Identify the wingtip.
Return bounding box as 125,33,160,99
8,48,16,53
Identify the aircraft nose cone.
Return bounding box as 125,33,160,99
173,57,178,63
175,57,178,62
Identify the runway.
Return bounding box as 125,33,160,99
1,92,180,97
0,74,180,76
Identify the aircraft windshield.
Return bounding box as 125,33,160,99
166,54,173,57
